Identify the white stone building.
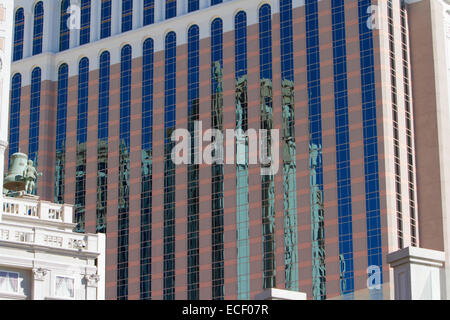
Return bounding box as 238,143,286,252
0,195,105,300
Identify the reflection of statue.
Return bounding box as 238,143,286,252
310,141,326,299
24,160,42,194
212,61,223,130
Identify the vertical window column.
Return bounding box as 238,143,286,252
211,18,224,300
117,45,132,300
122,0,133,32
75,58,90,233
358,0,383,300
101,0,112,39
8,74,22,166
80,0,92,45
188,0,199,12
331,0,355,298
166,0,176,19
187,25,200,300
234,11,250,300
97,51,111,234
143,0,155,25
259,4,276,290
280,0,299,292
55,64,69,204
141,39,154,300
28,68,42,173
305,0,326,300
32,2,44,56
13,8,24,61
59,0,70,52
163,32,176,300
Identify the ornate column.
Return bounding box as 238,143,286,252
32,268,49,300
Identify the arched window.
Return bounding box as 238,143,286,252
29,67,42,166
117,44,132,300
186,25,199,300
97,51,111,234
143,0,154,26
55,64,69,204
101,0,111,39
122,0,133,32
60,0,70,52
210,17,224,300
234,10,250,300
74,57,90,233
32,2,44,55
163,31,176,300
80,0,91,45
9,73,22,165
13,8,24,61
140,38,154,299
258,3,276,291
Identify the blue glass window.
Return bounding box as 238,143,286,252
280,0,299,292
187,25,199,300
122,0,133,32
32,2,44,55
211,0,222,5
211,18,224,300
101,0,111,39
80,0,91,45
259,4,276,290
28,67,41,167
163,31,176,300
75,58,89,233
143,0,154,26
13,8,24,61
141,38,154,299
60,0,70,51
305,0,326,300
358,0,383,300
331,0,355,298
234,10,250,300
8,74,22,166
188,0,199,12
117,45,132,300
165,0,176,19
97,51,110,234
55,64,69,204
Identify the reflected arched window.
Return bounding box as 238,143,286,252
60,0,70,51
55,64,69,204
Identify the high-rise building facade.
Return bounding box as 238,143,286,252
6,0,450,300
